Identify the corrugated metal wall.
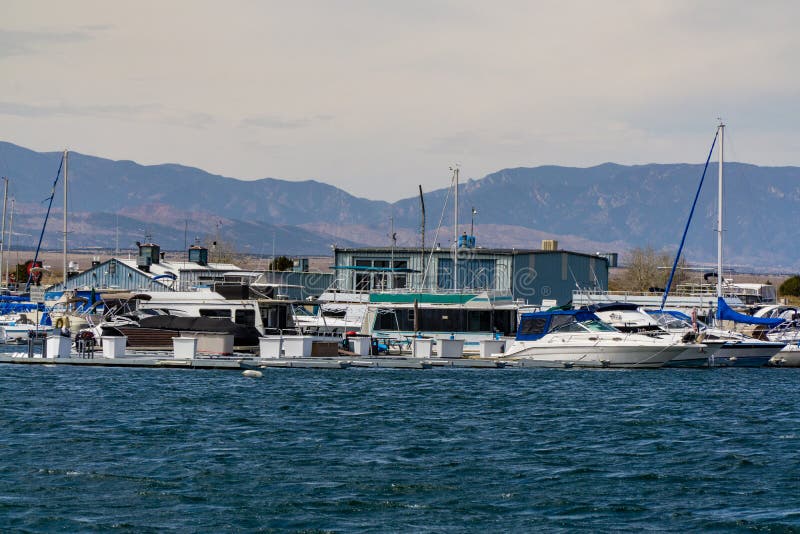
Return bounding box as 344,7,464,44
334,249,515,292
334,249,608,304
46,260,172,292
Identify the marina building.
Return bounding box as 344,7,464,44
43,242,334,302
332,240,609,306
45,242,244,294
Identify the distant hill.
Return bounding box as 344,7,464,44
391,163,800,270
0,141,798,270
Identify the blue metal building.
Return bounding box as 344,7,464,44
333,242,608,306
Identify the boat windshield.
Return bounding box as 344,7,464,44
581,319,618,332
652,313,691,330
550,319,618,334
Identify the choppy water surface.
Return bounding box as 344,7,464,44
2,361,800,532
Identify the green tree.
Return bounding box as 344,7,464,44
269,256,294,271
779,275,800,297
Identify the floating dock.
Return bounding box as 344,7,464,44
0,351,512,371
0,353,262,371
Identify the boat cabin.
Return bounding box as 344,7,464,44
516,310,615,340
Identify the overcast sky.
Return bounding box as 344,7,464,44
2,1,799,200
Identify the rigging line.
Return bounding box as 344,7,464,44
26,152,64,291
660,129,719,311
569,266,594,306
420,172,456,288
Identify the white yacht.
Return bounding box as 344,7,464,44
584,303,718,368
0,299,53,344
290,290,370,335
753,306,800,366
497,309,689,368
644,309,780,367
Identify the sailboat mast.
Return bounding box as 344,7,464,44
716,123,724,299
418,185,425,287
453,166,459,292
63,149,68,286
390,215,395,289
0,177,7,288
7,199,13,287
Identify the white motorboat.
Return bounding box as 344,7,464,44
497,309,690,368
1,321,54,344
748,306,800,366
584,303,718,368
769,342,800,367
646,310,728,364
644,308,784,367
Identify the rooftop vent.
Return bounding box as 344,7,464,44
542,239,558,251
137,242,161,272
188,245,209,266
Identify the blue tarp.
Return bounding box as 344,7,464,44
0,296,28,302
717,297,784,327
516,310,600,340
0,301,44,315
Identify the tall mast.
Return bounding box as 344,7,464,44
0,177,7,288
390,215,395,289
7,199,13,286
418,185,425,287
716,122,724,299
63,149,68,286
452,166,459,291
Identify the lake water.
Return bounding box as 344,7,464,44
1,361,800,532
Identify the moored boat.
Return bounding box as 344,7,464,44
497,309,689,368
584,303,717,368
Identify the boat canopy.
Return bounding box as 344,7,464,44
100,292,152,302
516,309,605,341
716,297,784,327
583,302,640,313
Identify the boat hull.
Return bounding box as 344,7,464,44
1,325,54,344
502,343,686,369
664,341,725,368
713,341,785,367
769,344,800,367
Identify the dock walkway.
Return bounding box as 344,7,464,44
0,352,513,371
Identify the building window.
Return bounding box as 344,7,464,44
200,309,231,320
355,273,371,290
392,260,408,290
235,309,256,326
351,258,408,290
437,258,495,290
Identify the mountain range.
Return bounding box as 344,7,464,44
0,141,798,271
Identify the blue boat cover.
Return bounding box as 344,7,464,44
0,299,44,315
716,297,784,327
516,309,600,341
